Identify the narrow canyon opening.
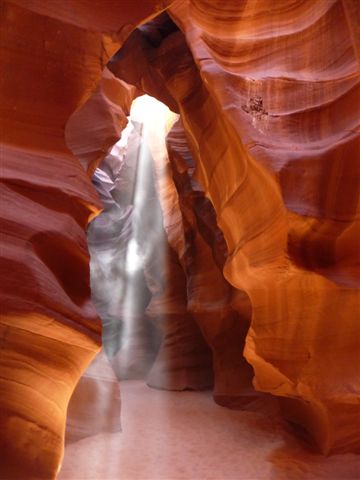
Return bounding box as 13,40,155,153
52,9,360,479
59,94,281,479
59,94,360,480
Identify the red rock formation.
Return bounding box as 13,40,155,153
169,0,360,454
173,0,360,454
164,119,255,405
1,0,359,477
140,109,253,401
0,1,170,477
108,0,360,454
65,68,138,177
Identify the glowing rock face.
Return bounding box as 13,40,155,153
0,1,154,477
109,0,360,454
173,0,360,454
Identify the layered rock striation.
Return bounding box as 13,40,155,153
0,1,359,478
0,1,169,477
108,0,360,454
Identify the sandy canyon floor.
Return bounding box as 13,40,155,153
58,381,360,480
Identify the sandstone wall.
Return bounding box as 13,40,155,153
0,1,170,477
0,1,359,477
109,0,360,454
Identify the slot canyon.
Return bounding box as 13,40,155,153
0,1,359,479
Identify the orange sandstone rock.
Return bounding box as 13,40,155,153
169,0,360,454
108,0,360,453
0,2,359,478
0,1,173,477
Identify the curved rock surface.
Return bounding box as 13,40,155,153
164,119,255,405
167,0,360,454
0,1,168,477
0,0,359,477
108,0,360,454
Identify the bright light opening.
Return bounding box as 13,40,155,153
125,238,143,275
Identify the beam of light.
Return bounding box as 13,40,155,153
125,237,143,275
89,94,177,369
111,96,180,480
59,93,183,480
80,95,179,480
119,95,178,372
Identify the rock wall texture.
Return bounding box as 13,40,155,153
164,119,255,405
108,0,360,455
171,0,360,455
0,1,169,478
0,0,359,478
